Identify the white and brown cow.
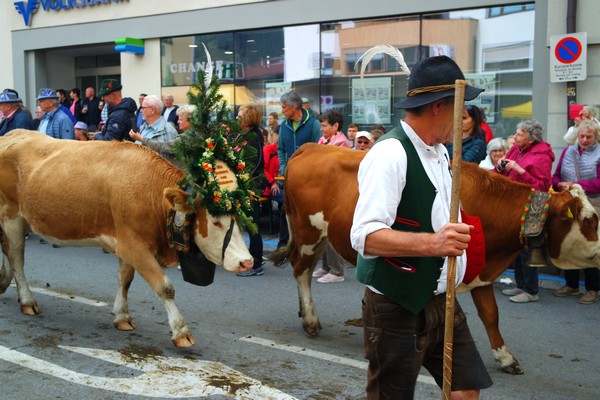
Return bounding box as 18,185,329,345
271,143,600,374
0,130,253,347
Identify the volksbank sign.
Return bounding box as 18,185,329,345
14,0,130,27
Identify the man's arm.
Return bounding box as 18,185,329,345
277,133,286,175
364,223,472,258
94,111,131,141
58,115,74,140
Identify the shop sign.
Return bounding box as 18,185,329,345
14,0,130,27
169,61,244,81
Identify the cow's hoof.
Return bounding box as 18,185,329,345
172,334,196,348
114,319,136,331
21,303,40,315
502,361,524,375
303,325,321,337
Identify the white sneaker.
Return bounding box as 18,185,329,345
502,287,523,296
317,273,345,283
312,267,328,278
509,292,539,303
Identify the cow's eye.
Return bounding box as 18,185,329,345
212,221,223,228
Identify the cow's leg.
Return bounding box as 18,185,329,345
117,252,195,348
290,245,324,337
113,258,136,331
470,285,523,374
0,227,14,293
2,220,38,314
0,251,14,294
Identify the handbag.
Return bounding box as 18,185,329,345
572,153,600,214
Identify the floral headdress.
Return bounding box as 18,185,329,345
172,44,258,234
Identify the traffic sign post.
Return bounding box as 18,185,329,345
550,32,587,82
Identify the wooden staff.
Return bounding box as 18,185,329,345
442,79,467,400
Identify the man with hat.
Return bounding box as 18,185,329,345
354,131,372,150
90,78,136,141
0,89,33,136
301,97,319,119
36,88,74,139
351,56,492,399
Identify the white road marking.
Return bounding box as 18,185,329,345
240,335,437,386
10,283,108,307
5,285,435,392
0,344,297,399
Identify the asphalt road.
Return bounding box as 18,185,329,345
0,232,599,400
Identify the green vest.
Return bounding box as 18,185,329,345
356,126,444,314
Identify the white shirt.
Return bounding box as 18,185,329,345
164,106,176,122
350,120,466,293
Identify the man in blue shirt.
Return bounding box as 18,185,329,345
36,88,74,140
276,91,321,248
0,90,33,136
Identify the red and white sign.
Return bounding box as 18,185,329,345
550,32,587,82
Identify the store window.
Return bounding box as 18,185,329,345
160,3,535,137
161,26,319,123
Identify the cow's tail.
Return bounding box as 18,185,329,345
269,184,295,268
269,236,294,268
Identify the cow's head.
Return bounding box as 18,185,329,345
547,184,600,269
164,188,253,273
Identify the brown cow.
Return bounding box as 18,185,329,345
271,143,600,374
0,130,253,347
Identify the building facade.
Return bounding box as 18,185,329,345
2,0,599,149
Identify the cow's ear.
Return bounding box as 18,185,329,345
559,198,579,220
164,188,193,212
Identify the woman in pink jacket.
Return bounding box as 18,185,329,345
496,120,555,303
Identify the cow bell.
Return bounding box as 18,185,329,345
526,247,549,267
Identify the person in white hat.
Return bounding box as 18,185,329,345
74,121,89,141
354,131,372,151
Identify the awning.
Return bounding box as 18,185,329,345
501,101,532,119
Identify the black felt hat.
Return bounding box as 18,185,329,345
395,56,484,109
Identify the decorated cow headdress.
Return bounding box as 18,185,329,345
171,44,258,234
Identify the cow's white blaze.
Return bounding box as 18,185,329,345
552,186,600,269
551,221,600,268
194,211,251,273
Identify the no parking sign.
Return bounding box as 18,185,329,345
550,32,587,82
